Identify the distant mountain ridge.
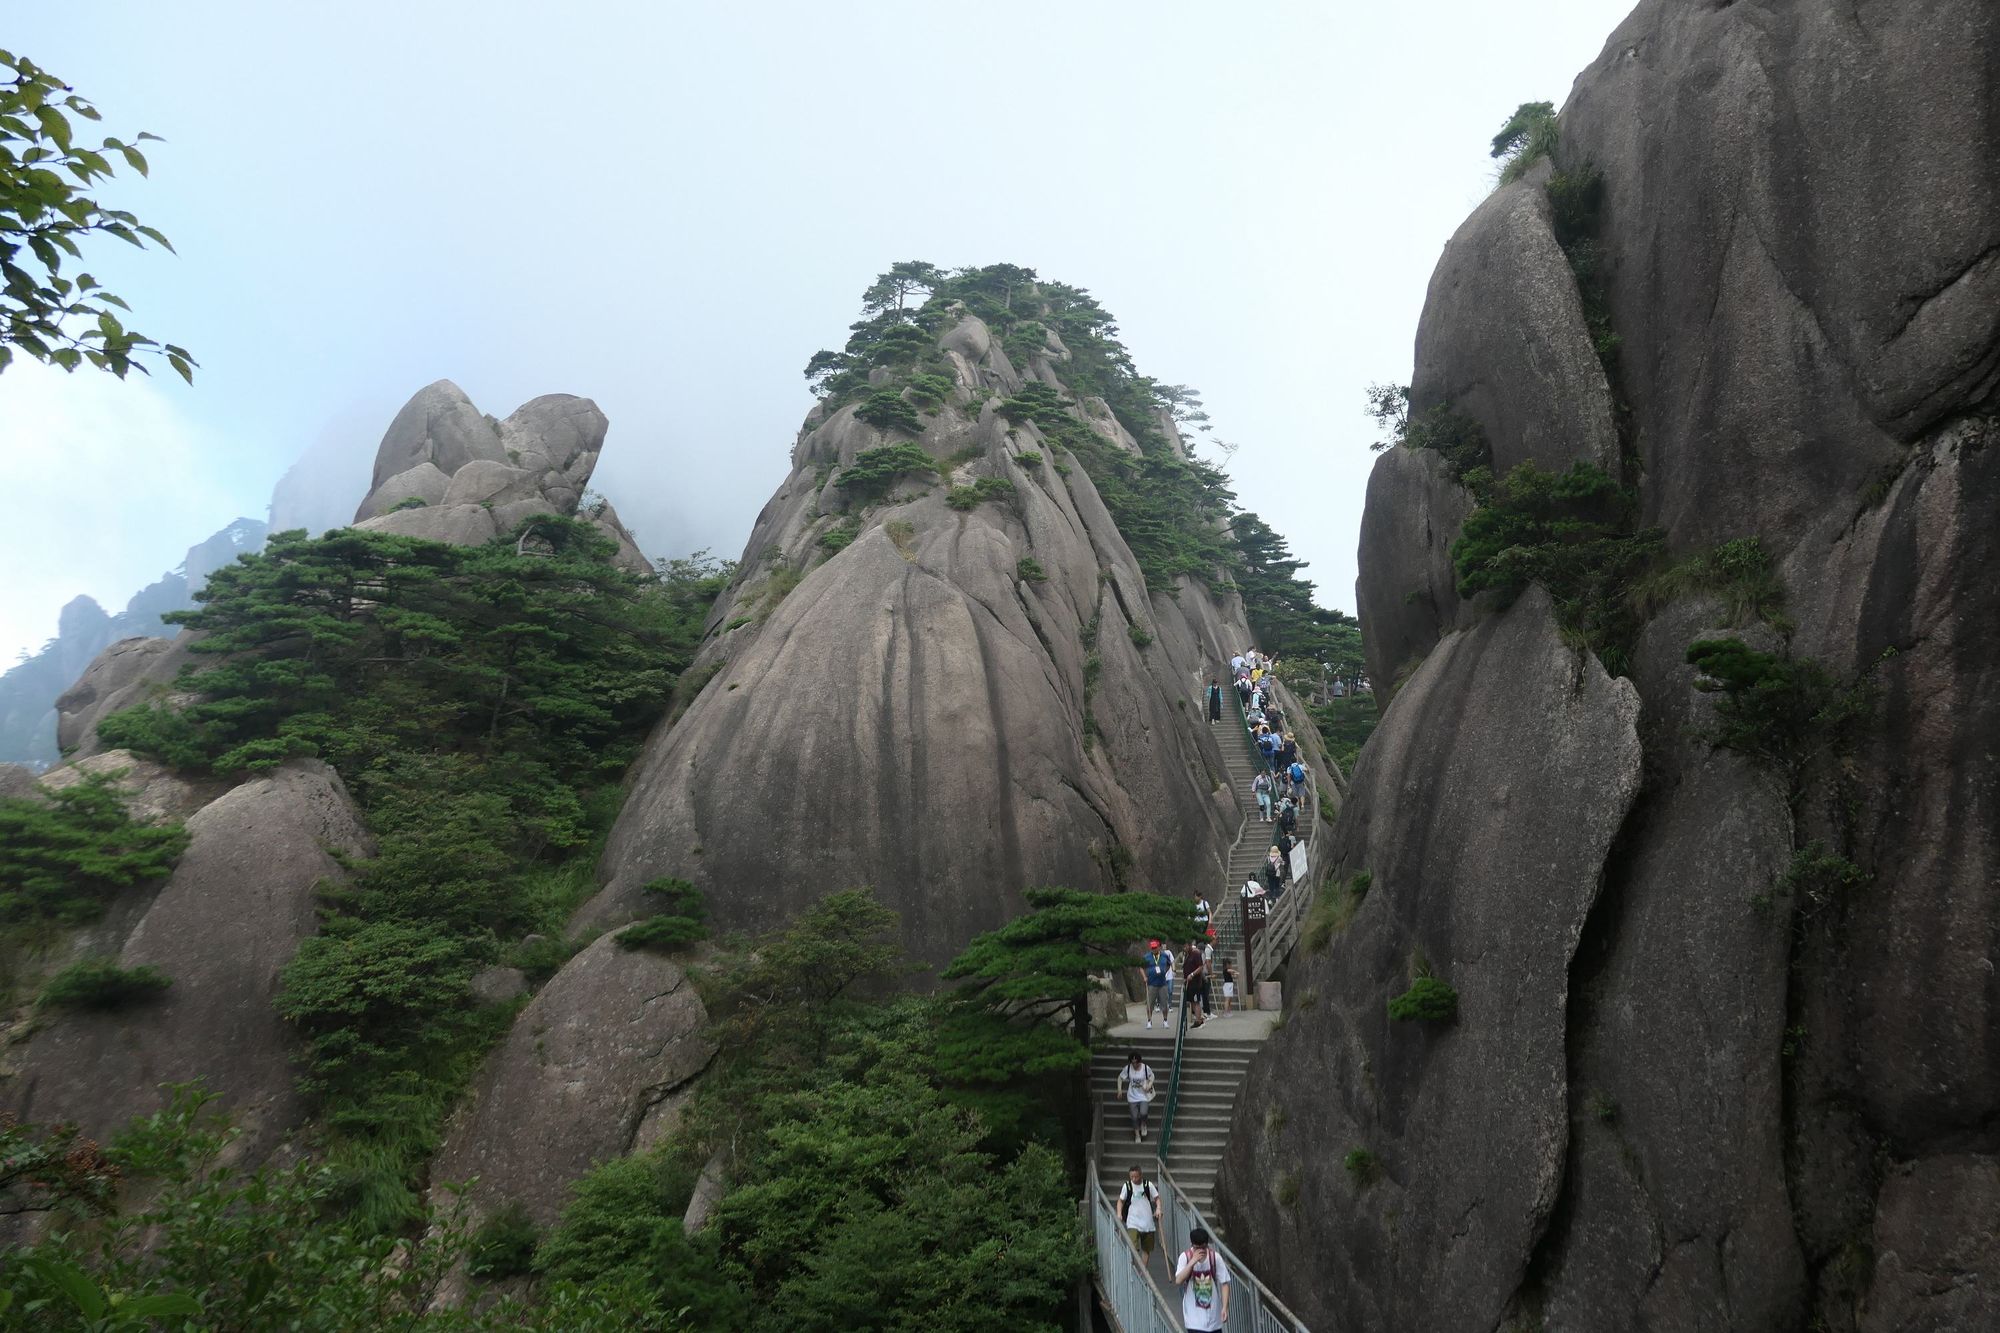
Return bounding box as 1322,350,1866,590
0,517,269,769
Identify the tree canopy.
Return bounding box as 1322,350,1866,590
1,50,191,380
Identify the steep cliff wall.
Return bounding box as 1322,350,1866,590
1218,4,1999,1331
588,288,1252,968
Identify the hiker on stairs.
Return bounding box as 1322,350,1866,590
1206,678,1223,722
1118,1050,1157,1142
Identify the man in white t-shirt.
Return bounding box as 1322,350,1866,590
1117,1164,1160,1258
1173,1226,1232,1330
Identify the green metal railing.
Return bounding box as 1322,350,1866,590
1155,974,1194,1160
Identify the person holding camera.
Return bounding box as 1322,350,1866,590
1173,1226,1232,1330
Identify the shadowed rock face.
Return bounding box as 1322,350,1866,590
1221,3,2000,1329
4,761,369,1162
430,933,712,1227
590,309,1253,969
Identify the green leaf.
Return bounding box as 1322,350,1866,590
28,1257,106,1320
168,353,193,385
134,223,174,253
32,103,71,152
114,1292,203,1319
117,144,148,176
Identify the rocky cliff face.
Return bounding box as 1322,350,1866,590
1218,4,2000,1331
583,303,1252,968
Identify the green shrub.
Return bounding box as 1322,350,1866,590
1387,975,1458,1023
1015,557,1048,583
390,496,430,512
1274,1170,1301,1208
905,373,955,409
617,879,709,953
0,772,188,931
1492,100,1557,184
945,476,1016,510
468,1202,540,1281
1686,639,1875,791
1404,404,1492,483
1452,460,1662,674
1302,869,1372,954
817,519,859,553
1128,622,1153,648
723,616,752,631
1771,841,1868,915
37,960,173,1011
1631,536,1787,628
833,442,937,500
854,389,923,434
1343,1148,1381,1187
1015,450,1043,468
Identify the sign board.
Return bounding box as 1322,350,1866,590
1244,894,1269,922
1289,842,1310,883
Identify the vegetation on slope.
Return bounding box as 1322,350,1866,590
94,518,729,1230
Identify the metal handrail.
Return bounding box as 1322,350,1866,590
1155,977,1194,1159
1154,1158,1312,1331
1086,1143,1182,1332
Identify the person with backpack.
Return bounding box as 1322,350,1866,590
1118,1164,1162,1258
1289,757,1307,802
1173,1227,1232,1330
1251,770,1274,822
1142,940,1173,1029
1192,895,1211,935
1278,797,1298,837
1262,850,1285,899
1116,1050,1156,1142
1182,938,1208,1028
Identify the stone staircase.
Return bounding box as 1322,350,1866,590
1090,1030,1265,1216
1214,712,1275,985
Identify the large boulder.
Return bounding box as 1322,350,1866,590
1214,589,1641,1333
429,933,712,1226
1410,166,1620,478
1224,4,2000,1329
1353,444,1474,706
588,318,1252,970
347,382,648,571
54,634,198,760
5,761,369,1162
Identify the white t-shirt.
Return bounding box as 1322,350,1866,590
1119,1179,1159,1231
1120,1062,1153,1102
1178,1247,1232,1330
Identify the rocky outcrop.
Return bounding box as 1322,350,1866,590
53,634,198,761
349,380,649,571
430,933,712,1226
6,761,369,1162
1214,590,1641,1331
1222,4,2000,1329
587,307,1252,968
1354,445,1473,705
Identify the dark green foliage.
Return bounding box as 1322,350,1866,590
1232,512,1361,664
467,1202,539,1281
1631,536,1787,628
1014,449,1043,468
1,51,195,382
36,959,171,1011
1686,638,1875,792
94,520,714,1231
1343,1148,1381,1186
944,476,1015,510
1015,556,1048,583
0,772,187,931
1545,167,1624,391
1388,975,1459,1023
905,372,954,408
1365,382,1410,452
617,878,709,953
1303,869,1372,953
1772,842,1868,915
815,519,859,553
1406,403,1493,483
389,495,429,511
535,1153,743,1327
3,1087,682,1329
1492,100,1558,183
1452,460,1663,674
1128,621,1153,648
833,442,938,501
1307,695,1378,774
854,388,924,434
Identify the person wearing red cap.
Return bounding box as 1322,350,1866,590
1142,939,1173,1029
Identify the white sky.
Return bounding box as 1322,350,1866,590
0,0,1631,666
